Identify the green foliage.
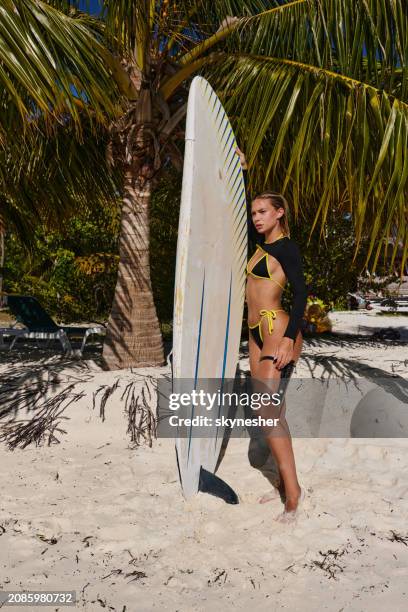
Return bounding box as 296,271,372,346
4,205,120,323
291,209,371,310
3,174,182,327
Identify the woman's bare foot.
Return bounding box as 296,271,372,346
275,487,305,523
284,485,302,512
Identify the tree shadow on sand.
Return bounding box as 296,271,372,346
218,332,408,494
0,338,164,450
1,332,406,453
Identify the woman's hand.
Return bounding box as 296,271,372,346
273,337,294,370
235,146,248,170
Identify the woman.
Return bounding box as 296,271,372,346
236,147,308,523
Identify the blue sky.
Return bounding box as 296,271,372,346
79,0,102,16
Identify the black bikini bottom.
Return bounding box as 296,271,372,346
249,309,296,379
249,325,263,350
248,308,286,350
254,357,296,382
249,326,296,379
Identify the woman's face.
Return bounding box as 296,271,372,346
251,197,283,234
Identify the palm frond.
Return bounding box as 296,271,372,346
0,117,120,247
101,0,151,70
0,0,120,139
236,0,407,98
202,49,407,272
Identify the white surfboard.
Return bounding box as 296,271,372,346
172,76,247,498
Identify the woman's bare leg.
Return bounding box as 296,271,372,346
248,329,261,374
253,323,303,512
248,331,284,501
252,363,301,511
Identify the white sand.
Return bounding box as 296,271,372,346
1,312,408,611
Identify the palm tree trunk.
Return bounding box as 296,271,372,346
102,165,165,369
0,212,5,307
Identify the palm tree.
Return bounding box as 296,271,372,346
0,210,5,306
2,1,407,370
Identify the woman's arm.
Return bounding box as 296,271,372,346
253,237,307,369
236,147,248,170
278,241,308,341
263,239,308,341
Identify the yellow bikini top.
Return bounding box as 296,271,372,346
246,233,286,290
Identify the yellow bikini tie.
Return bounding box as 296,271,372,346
259,309,285,335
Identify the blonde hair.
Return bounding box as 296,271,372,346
252,191,291,238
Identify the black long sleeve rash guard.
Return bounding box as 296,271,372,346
243,169,308,341
259,238,308,340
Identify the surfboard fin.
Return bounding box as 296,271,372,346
198,467,239,504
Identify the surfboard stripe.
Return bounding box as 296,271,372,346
235,196,247,217
238,239,248,266
215,271,232,447
228,155,241,176
222,128,234,153
230,194,246,218
231,175,244,202
234,186,246,209
194,270,205,385
226,152,240,177
214,99,224,126
232,221,247,248
225,145,238,168
219,116,230,141
224,140,234,168
236,231,248,258
228,161,242,190
230,174,243,199
232,200,248,230
237,224,248,249
233,219,248,247
212,101,222,127
232,202,246,227
188,271,206,460
217,125,233,157
205,87,245,240
232,210,247,235
231,193,246,218
217,114,230,140
229,178,244,205
228,172,242,199
228,166,242,192
235,207,247,230
221,272,232,380
203,86,212,104
232,230,246,256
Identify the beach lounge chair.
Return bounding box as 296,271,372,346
0,294,105,354
0,327,28,350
